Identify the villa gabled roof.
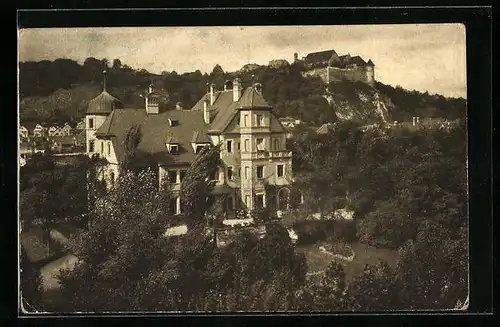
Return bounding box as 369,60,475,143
95,108,209,166
208,86,273,133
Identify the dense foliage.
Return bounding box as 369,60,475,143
57,168,307,312
20,58,465,128
20,247,44,311
288,119,468,310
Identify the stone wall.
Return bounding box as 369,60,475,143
302,66,374,85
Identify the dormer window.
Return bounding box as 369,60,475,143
166,143,179,154
169,144,179,154
168,119,179,127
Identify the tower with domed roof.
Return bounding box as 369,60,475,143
85,70,123,155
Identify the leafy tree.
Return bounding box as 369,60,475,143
20,247,43,312
296,261,350,311
112,59,122,70
120,124,143,174
348,260,401,311
180,144,222,230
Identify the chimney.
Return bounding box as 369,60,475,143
416,117,420,124
148,84,153,94
412,117,416,126
233,78,242,102
224,80,232,91
210,83,216,105
294,52,298,62
203,100,210,124
175,102,183,110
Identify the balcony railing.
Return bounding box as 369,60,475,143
241,150,292,160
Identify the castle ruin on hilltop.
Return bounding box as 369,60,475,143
295,49,375,85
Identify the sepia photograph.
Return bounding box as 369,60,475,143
18,23,469,313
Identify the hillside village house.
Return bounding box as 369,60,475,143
32,124,46,138
86,75,294,217
48,126,58,137
19,126,29,139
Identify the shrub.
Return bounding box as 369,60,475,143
292,220,335,245
333,219,358,242
324,241,354,258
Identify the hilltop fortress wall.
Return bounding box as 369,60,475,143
302,66,375,85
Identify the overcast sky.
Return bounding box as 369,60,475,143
18,24,466,98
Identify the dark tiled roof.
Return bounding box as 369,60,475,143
191,130,211,143
86,90,123,115
95,108,209,166
209,87,273,133
304,49,338,63
367,59,375,66
237,87,272,109
350,56,367,66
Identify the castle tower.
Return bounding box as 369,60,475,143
366,59,375,85
85,70,122,155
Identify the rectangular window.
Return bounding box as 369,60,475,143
89,140,95,152
256,138,264,151
227,167,233,180
244,139,249,152
227,196,234,211
274,139,280,151
107,142,111,155
226,140,232,153
256,114,263,127
100,141,104,154
237,142,241,151
168,170,177,184
256,194,264,208
244,166,249,179
244,114,249,127
196,145,206,154
256,165,264,179
179,170,187,182
170,144,179,154
245,195,250,207
88,118,94,129
277,164,284,177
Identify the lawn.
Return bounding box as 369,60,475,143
296,241,399,283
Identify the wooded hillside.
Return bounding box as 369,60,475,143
19,58,466,127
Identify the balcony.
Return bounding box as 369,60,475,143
241,150,292,160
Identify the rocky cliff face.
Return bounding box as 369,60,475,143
323,83,393,124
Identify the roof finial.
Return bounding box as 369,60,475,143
102,70,107,91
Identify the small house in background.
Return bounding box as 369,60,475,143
32,124,46,138
19,126,29,139
76,119,86,130
50,135,79,153
59,123,74,136
279,117,301,129
48,126,58,137
316,122,336,135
